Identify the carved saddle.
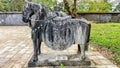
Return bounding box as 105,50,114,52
42,16,75,50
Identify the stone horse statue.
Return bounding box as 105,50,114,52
22,0,90,63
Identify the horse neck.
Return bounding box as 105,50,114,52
37,9,48,20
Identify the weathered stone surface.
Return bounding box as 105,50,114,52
85,15,99,21
27,54,91,67
0,13,25,25
0,12,120,26
0,26,119,68
111,16,119,22
99,14,111,23
42,16,76,50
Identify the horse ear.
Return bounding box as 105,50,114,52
26,1,31,8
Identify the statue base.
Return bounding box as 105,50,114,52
27,53,91,67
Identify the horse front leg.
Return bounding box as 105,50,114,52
38,37,42,55
32,31,38,62
28,20,32,28
79,44,85,61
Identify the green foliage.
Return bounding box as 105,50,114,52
77,0,112,12
60,63,64,68
90,23,120,64
32,0,57,10
0,0,112,12
0,0,9,12
114,3,120,11
0,0,25,12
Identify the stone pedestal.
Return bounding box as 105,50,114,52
27,53,91,67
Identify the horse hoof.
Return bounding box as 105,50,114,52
79,56,85,61
32,57,38,62
33,59,38,62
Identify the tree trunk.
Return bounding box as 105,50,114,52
63,0,71,15
72,0,77,18
63,0,77,18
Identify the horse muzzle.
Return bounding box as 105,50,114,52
22,17,29,23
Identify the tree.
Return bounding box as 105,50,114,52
0,0,25,12
72,0,77,18
32,0,57,10
114,3,120,12
77,0,112,12
0,0,9,12
0,0,112,13
87,0,112,12
63,0,111,18
8,0,25,11
63,0,77,18
63,0,71,15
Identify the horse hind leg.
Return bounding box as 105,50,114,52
77,44,81,54
79,44,85,61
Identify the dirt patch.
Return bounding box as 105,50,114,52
90,43,120,67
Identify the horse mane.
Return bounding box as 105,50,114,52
26,1,49,28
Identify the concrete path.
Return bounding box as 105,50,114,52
0,26,118,68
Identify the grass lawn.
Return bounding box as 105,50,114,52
90,23,120,65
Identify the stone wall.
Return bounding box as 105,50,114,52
0,12,25,25
78,12,120,23
0,12,120,25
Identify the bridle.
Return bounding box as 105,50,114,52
22,11,57,29
23,11,57,22
28,15,57,22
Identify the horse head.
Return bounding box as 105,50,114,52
22,0,43,23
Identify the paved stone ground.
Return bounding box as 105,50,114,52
0,26,118,68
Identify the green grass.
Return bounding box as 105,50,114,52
60,63,64,68
90,23,120,64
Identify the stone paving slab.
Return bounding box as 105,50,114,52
0,26,118,68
